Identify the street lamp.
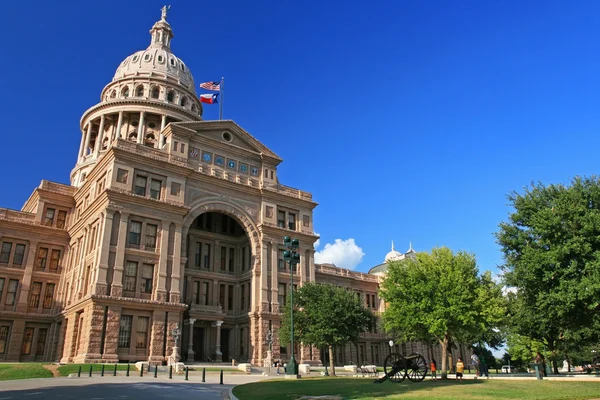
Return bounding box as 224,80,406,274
283,236,301,376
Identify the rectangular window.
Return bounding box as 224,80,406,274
150,179,162,200
366,294,371,308
57,210,67,229
220,247,226,270
201,282,209,305
229,248,235,272
49,249,61,272
278,250,285,270
0,242,12,263
13,244,26,266
277,211,285,228
0,278,4,301
203,244,211,268
129,221,142,246
5,279,18,306
36,328,48,356
194,243,201,267
170,182,180,196
219,284,225,307
278,283,286,307
118,315,133,348
134,176,147,196
0,326,9,354
136,317,149,348
123,261,137,292
28,282,42,308
43,284,55,309
36,247,48,270
193,281,200,304
228,285,234,310
240,285,245,310
141,264,154,293
145,224,157,249
44,208,55,226
241,247,246,271
21,327,34,355
288,213,296,230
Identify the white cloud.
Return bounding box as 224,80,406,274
491,272,517,296
314,238,365,270
314,232,321,249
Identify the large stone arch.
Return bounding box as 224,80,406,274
182,198,261,266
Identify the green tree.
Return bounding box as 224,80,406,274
379,247,506,379
280,282,374,376
496,177,600,373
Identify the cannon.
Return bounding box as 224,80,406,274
374,352,428,383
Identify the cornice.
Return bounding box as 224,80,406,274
90,294,188,311
106,188,190,216
257,223,319,242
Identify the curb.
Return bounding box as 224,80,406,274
229,387,239,400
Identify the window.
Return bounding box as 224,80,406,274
36,247,48,269
277,211,285,228
57,210,67,229
5,279,18,306
117,168,129,184
288,213,296,230
36,328,48,356
219,284,225,307
43,284,55,309
129,221,142,246
278,283,286,307
28,282,42,308
21,327,34,355
13,244,25,266
124,261,137,292
240,285,245,310
134,176,147,196
170,182,180,196
0,278,3,301
241,247,246,272
49,249,60,272
201,282,209,305
278,250,286,270
136,85,144,97
151,87,159,99
141,264,154,293
0,242,12,263
0,326,9,354
150,179,162,200
228,285,234,310
145,224,157,249
118,315,133,348
167,91,174,103
203,243,211,268
220,247,226,271
44,208,55,226
229,248,235,272
121,87,129,98
192,281,200,304
180,97,187,107
136,317,149,348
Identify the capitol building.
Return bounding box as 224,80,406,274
0,9,468,367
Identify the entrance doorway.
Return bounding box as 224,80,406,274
193,327,204,361
221,329,230,362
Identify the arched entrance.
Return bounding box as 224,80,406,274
180,201,260,363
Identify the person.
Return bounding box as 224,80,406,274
471,350,481,379
480,357,489,379
456,357,464,382
276,361,281,375
430,359,437,381
535,352,547,377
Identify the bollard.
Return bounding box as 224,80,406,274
202,367,206,383
140,365,144,377
169,365,173,379
185,367,189,381
126,363,130,377
154,364,158,378
220,369,223,385
89,365,93,377
113,364,117,377
101,364,105,377
77,366,82,378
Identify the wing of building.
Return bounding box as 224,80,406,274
0,9,470,368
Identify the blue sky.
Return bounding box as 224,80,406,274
2,0,600,278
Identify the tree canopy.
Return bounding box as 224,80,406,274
280,282,374,375
379,247,506,378
496,176,600,372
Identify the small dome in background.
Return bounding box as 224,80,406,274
384,240,403,262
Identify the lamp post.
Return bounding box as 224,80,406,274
283,236,300,376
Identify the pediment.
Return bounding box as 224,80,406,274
174,120,282,163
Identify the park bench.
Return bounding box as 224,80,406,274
359,365,378,377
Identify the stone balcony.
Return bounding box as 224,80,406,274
189,303,225,319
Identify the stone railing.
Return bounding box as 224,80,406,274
315,264,379,283
190,303,223,315
0,208,36,224
39,180,76,195
261,182,313,201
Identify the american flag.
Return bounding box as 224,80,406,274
199,81,221,91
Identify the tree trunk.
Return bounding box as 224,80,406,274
328,345,336,376
439,335,449,379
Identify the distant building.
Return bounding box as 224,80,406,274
0,9,469,367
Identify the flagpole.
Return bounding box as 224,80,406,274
219,77,224,120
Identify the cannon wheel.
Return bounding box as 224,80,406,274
384,352,407,383
405,353,428,382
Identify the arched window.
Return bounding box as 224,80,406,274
167,91,174,103
180,97,187,107
121,86,129,98
191,104,197,112
144,133,156,148
102,137,109,150
136,85,144,97
151,87,160,99
110,90,116,99
128,131,137,142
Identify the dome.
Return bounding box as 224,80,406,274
112,7,196,93
384,240,403,262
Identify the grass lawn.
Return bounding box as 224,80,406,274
0,363,53,381
232,377,600,400
56,363,132,377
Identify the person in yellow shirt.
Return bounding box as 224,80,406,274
456,357,464,382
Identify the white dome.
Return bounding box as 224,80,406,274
384,240,404,262
112,13,196,93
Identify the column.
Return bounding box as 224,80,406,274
111,212,129,297
78,130,86,161
259,242,269,311
15,241,39,313
93,114,106,157
214,320,223,362
148,310,166,365
115,111,124,139
159,114,167,147
94,210,113,295
137,111,146,144
187,318,196,360
102,305,122,362
155,222,169,302
169,224,182,303
270,244,279,313
83,122,93,158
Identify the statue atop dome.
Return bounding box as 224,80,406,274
161,5,171,21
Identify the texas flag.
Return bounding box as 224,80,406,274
199,93,219,104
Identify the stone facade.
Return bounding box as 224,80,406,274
0,8,470,368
